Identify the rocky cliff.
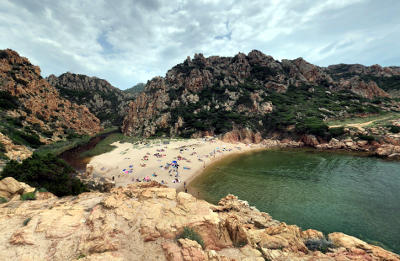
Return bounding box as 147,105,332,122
0,178,398,261
47,73,132,127
122,50,399,138
0,49,101,160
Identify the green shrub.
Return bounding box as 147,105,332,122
358,134,375,142
0,90,19,110
0,142,5,153
305,238,335,253
23,217,31,226
1,153,88,197
177,227,204,249
295,118,329,137
329,127,345,137
388,125,400,134
0,197,7,204
38,187,48,192
20,192,36,201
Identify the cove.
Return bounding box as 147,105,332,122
189,149,400,254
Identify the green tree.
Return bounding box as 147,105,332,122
1,153,88,197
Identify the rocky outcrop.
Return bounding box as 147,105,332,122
122,50,398,138
0,179,397,260
335,76,389,99
0,177,35,199
221,129,263,144
0,132,32,161
0,49,101,148
47,73,132,126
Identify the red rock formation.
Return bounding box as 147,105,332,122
122,50,393,138
0,49,101,138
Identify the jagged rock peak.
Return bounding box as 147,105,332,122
122,50,397,138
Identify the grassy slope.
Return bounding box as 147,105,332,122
326,112,400,128
35,127,119,156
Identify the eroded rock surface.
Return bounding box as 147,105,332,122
0,179,397,260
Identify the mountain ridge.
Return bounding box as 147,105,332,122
122,50,400,138
47,72,133,127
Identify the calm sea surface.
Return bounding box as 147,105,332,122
189,149,400,253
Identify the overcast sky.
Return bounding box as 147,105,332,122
1,0,399,89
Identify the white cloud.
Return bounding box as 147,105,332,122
0,0,399,89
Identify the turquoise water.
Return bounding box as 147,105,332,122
190,149,400,254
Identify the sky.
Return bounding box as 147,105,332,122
0,0,399,90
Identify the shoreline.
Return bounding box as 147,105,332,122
177,147,268,192
84,136,400,192
87,138,269,190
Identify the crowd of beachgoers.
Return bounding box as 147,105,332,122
88,137,262,191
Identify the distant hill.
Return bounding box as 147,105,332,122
124,83,145,96
47,73,132,127
122,50,400,140
0,49,101,160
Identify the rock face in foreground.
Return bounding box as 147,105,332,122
47,73,132,127
0,179,398,261
0,49,101,150
122,50,399,138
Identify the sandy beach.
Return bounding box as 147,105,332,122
88,137,265,191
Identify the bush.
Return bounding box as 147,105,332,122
388,125,400,134
0,142,5,153
1,153,88,197
38,187,48,192
0,90,19,110
23,217,31,226
295,118,329,137
0,197,7,204
177,227,204,249
305,238,335,253
20,192,36,201
329,127,345,137
358,134,375,142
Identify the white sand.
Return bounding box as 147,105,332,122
88,138,265,191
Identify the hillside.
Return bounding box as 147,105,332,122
123,82,145,97
0,49,101,161
0,178,398,260
122,50,400,139
47,73,132,127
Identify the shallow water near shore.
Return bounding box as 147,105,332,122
189,149,400,254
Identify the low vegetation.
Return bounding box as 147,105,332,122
80,132,139,157
0,90,19,110
34,135,91,156
0,197,7,204
177,227,205,248
23,217,31,226
358,134,376,142
20,192,36,201
1,153,88,197
388,125,400,133
168,82,385,138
